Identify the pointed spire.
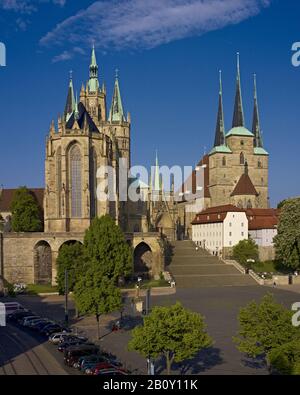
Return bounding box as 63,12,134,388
74,92,79,120
153,150,161,193
65,71,76,121
214,70,226,147
252,74,263,148
109,70,125,122
232,52,245,128
88,45,99,92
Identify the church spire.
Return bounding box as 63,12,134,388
232,52,245,128
88,44,99,92
214,70,226,147
252,74,263,148
109,69,124,122
65,71,76,121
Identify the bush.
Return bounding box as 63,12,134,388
267,341,300,375
233,239,259,268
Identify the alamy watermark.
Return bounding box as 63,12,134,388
292,302,300,327
0,42,6,67
0,303,5,326
291,42,300,67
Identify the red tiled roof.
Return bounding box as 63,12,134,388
246,208,279,230
231,173,258,196
0,188,44,212
191,205,245,225
191,206,279,229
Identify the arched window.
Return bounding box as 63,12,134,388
70,145,82,218
258,160,262,168
222,156,226,166
56,147,62,217
240,152,245,165
247,200,252,209
89,147,97,218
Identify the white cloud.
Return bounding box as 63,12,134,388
0,0,66,14
40,0,271,52
52,49,73,63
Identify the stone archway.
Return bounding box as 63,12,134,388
134,242,153,278
34,241,52,285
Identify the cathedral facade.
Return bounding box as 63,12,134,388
44,46,131,233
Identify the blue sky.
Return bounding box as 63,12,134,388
0,0,299,207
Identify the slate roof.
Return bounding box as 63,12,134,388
66,102,100,133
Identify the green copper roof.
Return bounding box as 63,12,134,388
88,45,99,93
209,145,232,155
90,44,97,67
226,126,254,137
109,75,124,122
254,147,269,156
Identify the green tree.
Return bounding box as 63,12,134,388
56,242,84,294
234,294,300,359
233,239,259,268
267,340,300,375
83,215,133,283
128,302,213,375
10,186,43,232
74,274,122,339
274,198,300,270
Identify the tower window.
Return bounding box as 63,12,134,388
240,152,245,165
258,160,262,168
222,156,226,166
241,140,244,146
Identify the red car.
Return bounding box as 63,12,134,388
90,362,122,375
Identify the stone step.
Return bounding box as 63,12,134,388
174,274,257,288
170,265,239,276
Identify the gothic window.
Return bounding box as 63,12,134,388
240,152,245,165
247,200,252,209
56,147,62,217
222,156,226,166
70,144,82,218
89,147,97,218
258,160,262,168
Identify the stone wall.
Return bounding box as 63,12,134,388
1,231,164,285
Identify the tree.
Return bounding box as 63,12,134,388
56,242,84,294
267,340,300,375
10,186,43,232
128,302,213,375
274,198,300,270
74,273,122,339
234,294,300,359
233,239,259,268
83,215,133,283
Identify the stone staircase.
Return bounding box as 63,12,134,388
167,240,256,288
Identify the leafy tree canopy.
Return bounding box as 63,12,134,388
10,186,43,232
267,340,300,375
274,197,300,270
128,302,213,374
233,239,259,268
56,242,84,294
83,215,133,282
234,294,300,359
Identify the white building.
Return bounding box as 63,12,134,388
191,205,248,255
191,205,279,256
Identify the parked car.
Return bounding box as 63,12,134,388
49,333,82,345
94,368,128,376
3,302,24,317
8,310,33,322
64,345,99,367
24,318,47,328
88,362,117,375
19,315,40,326
58,339,89,352
41,324,70,336
57,335,87,345
76,354,108,371
32,320,55,332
